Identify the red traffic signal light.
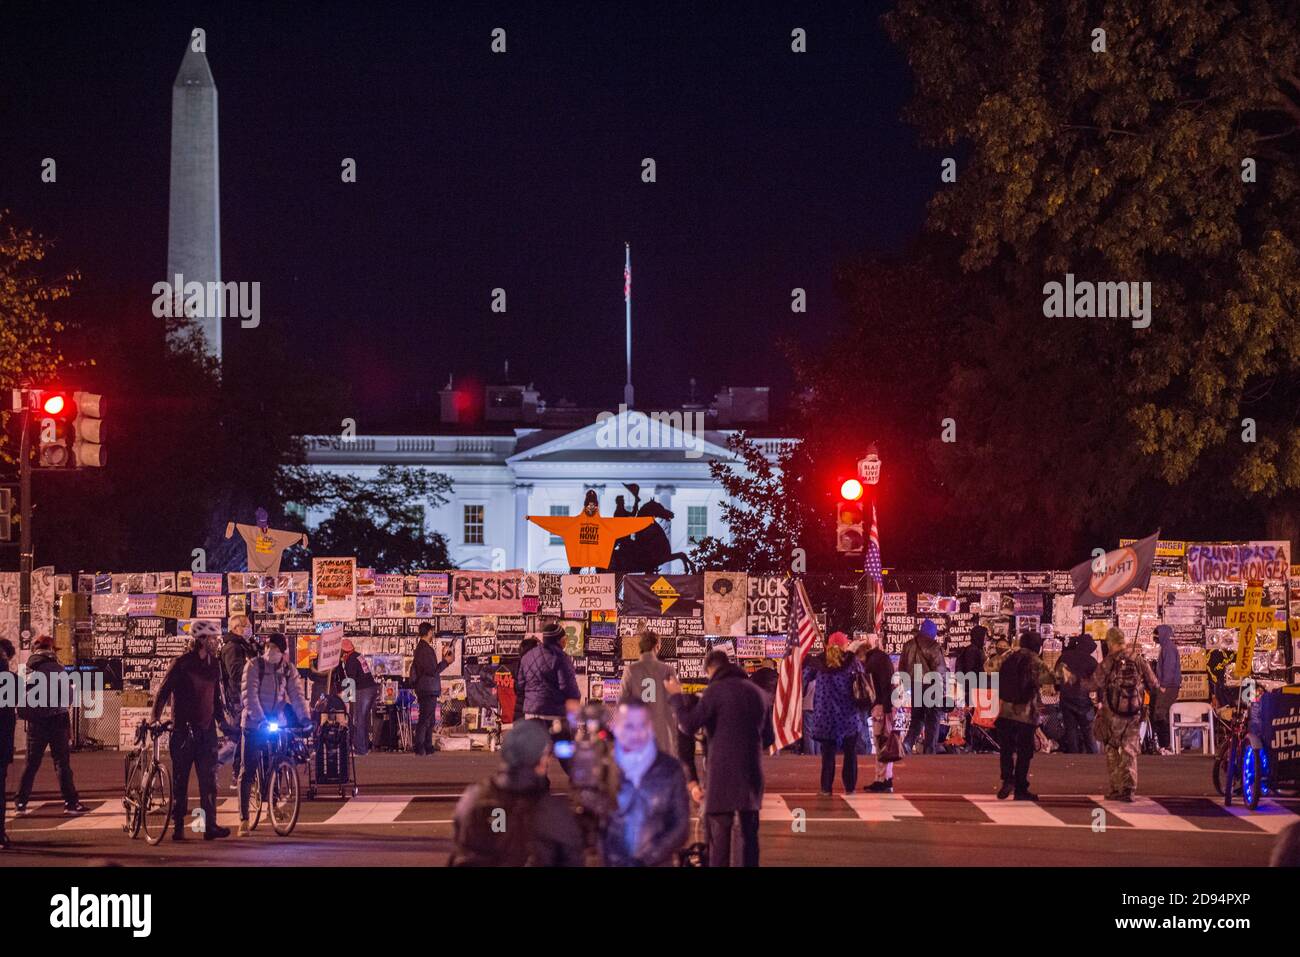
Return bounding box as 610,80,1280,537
840,478,864,501
41,392,68,416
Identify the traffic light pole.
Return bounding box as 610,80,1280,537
18,400,33,643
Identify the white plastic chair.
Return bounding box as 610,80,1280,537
1170,701,1214,755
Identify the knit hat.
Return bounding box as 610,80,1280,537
265,633,288,653
502,719,552,769
919,619,938,639
341,638,355,653
541,622,566,643
32,634,54,650
827,631,849,649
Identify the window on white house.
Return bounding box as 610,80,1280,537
687,505,708,543
463,504,485,545
548,505,569,545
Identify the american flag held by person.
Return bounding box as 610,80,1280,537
772,579,823,750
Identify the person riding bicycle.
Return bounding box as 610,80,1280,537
151,619,234,841
238,632,309,836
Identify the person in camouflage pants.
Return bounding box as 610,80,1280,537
1090,629,1160,802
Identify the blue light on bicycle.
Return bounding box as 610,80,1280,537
267,722,280,732
553,741,575,759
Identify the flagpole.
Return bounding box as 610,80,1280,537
623,242,634,408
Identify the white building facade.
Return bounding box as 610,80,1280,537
302,412,792,572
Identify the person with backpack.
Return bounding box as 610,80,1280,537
901,619,947,754
449,719,584,866
853,633,899,793
1090,628,1160,802
1054,633,1100,754
802,632,867,795
12,635,88,815
988,630,1057,801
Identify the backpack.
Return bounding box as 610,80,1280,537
998,651,1037,706
450,780,540,867
851,666,876,710
1106,656,1144,717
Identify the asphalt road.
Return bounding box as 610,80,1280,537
2,750,1295,867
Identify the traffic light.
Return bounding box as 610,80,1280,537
36,391,71,467
71,391,105,467
836,489,865,554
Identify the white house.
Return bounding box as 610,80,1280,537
302,402,792,571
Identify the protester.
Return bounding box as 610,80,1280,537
331,638,379,755
409,623,455,755
238,633,309,835
988,630,1057,801
220,616,257,787
901,619,947,754
667,650,767,867
618,630,678,753
853,633,898,792
1054,633,1099,754
151,619,232,841
449,720,584,866
800,667,820,755
803,632,864,795
1151,625,1181,754
601,700,690,866
1090,628,1159,802
675,692,706,806
13,635,87,815
0,639,15,849
518,622,582,771
506,637,539,726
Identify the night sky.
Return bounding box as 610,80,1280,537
2,1,930,428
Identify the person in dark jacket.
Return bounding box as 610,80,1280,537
518,623,582,771
450,719,584,866
505,637,539,725
901,619,947,754
803,632,865,795
601,700,690,866
220,616,256,787
675,692,706,806
854,634,899,792
1151,624,1182,754
0,639,16,848
1054,633,1099,754
331,638,379,755
409,623,454,755
13,635,87,815
151,619,232,841
667,650,768,867
954,625,989,753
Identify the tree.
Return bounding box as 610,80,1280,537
276,464,453,573
884,0,1300,549
0,211,75,465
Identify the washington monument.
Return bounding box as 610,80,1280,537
166,30,222,361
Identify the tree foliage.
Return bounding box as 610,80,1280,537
882,0,1300,550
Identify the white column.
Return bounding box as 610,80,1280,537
513,483,532,569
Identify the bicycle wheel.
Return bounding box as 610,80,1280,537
1224,739,1239,806
1243,746,1262,810
141,765,172,846
123,753,144,837
248,763,264,831
268,758,301,836
1211,745,1227,796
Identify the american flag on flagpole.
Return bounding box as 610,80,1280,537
624,259,631,302
772,579,823,750
866,502,883,632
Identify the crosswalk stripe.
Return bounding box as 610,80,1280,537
759,794,792,821
964,795,1071,828
1221,800,1300,834
58,798,123,830
841,792,924,822
323,795,414,825
1097,796,1202,831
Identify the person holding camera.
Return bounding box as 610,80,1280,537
601,700,690,867
449,720,584,866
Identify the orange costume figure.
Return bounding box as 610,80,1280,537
528,490,652,571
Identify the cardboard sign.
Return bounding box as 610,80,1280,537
560,573,616,612
317,624,344,673
313,557,357,622
451,571,522,615
153,593,194,620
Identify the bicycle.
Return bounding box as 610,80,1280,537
122,720,173,845
245,719,311,836
1214,701,1252,806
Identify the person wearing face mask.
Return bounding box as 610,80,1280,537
237,632,309,836
601,701,690,867
151,620,233,841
